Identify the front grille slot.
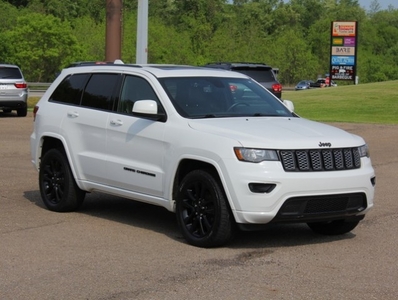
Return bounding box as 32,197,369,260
280,147,361,172
273,193,367,222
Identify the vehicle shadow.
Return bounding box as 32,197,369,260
0,111,19,118
228,223,356,250
24,190,356,249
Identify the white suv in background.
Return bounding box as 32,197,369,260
30,61,375,247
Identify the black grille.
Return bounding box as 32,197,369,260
273,193,367,222
280,148,360,172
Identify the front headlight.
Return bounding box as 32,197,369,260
234,147,279,163
358,144,370,158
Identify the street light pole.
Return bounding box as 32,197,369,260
136,0,148,64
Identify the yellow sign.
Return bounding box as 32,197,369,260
332,38,344,45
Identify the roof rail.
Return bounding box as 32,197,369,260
206,62,270,66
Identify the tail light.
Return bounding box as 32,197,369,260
272,83,282,93
14,82,27,89
230,84,238,92
33,106,39,121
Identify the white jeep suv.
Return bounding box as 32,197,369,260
30,62,375,247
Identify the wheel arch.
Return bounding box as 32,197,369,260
39,135,80,186
171,158,236,219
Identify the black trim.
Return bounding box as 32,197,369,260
272,193,367,223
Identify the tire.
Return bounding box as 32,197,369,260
17,107,27,117
307,219,360,235
39,148,85,212
176,170,234,248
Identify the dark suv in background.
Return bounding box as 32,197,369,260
204,62,282,99
0,64,28,116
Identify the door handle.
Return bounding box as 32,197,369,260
110,119,123,126
67,111,79,118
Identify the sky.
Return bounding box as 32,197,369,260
228,1,397,10
357,0,397,10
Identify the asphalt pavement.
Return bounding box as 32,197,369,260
1,112,397,300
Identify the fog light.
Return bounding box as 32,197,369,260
248,183,276,193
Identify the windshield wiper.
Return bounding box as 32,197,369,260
252,113,279,117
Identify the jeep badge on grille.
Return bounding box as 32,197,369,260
319,142,332,147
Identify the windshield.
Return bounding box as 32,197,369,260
158,77,294,119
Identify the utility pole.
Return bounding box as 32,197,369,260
136,0,148,64
105,0,122,61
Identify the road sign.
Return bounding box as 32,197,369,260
329,21,358,83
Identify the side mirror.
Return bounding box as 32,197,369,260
283,100,294,112
133,100,158,114
132,100,167,122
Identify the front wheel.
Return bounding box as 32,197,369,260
39,148,85,212
307,219,360,235
176,170,234,248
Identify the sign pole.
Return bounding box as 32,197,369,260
136,0,148,64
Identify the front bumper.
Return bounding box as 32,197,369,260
221,157,375,225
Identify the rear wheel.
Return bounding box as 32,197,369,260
176,170,234,248
17,107,27,117
39,148,85,212
307,219,360,235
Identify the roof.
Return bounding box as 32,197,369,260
204,62,274,70
61,62,250,79
0,64,20,68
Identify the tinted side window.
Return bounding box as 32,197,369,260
118,75,160,114
81,73,119,111
50,74,89,105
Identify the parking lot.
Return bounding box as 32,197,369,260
1,112,398,300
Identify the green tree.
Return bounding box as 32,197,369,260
27,0,105,21
148,18,194,64
171,0,227,58
3,13,83,81
71,16,106,62
287,0,326,33
0,1,21,31
3,0,29,7
270,29,319,84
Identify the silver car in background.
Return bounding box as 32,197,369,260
0,64,28,117
295,80,314,90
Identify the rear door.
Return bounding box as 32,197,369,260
56,72,121,184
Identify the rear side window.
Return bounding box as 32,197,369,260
81,73,120,111
0,67,22,79
50,74,89,105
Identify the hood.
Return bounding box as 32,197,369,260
188,117,364,149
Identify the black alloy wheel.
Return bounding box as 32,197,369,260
39,148,85,212
176,170,234,248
